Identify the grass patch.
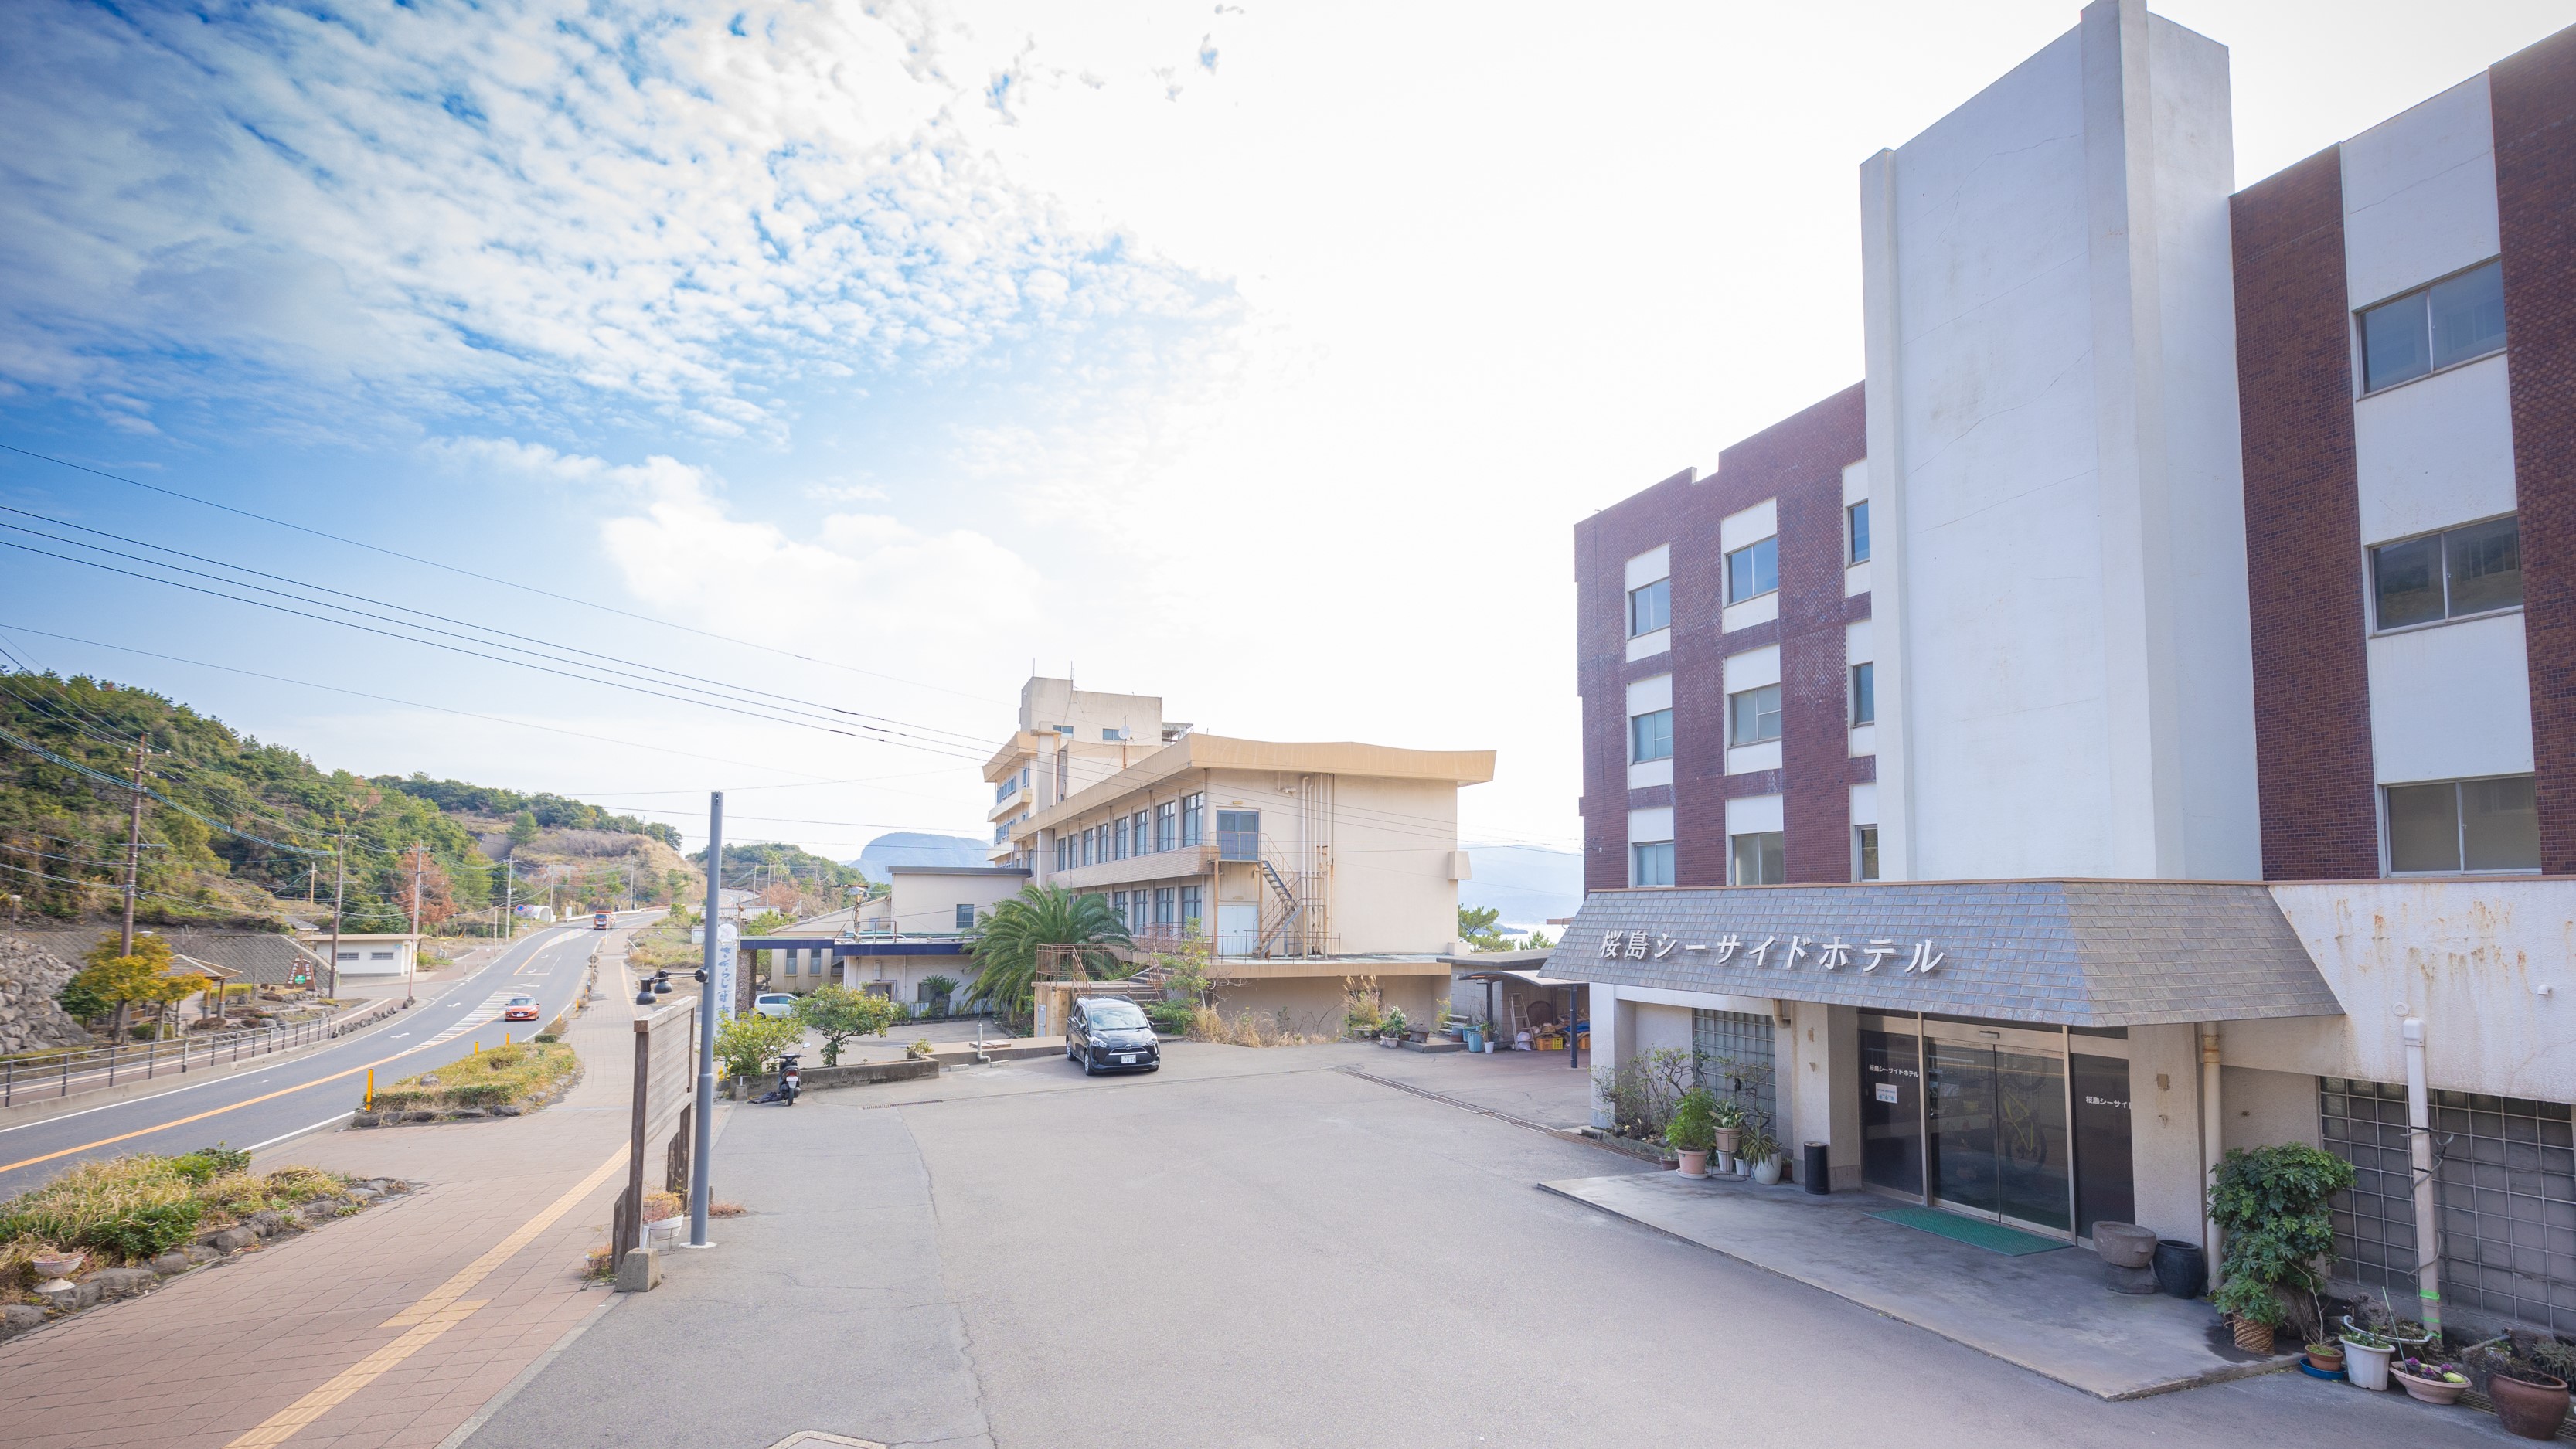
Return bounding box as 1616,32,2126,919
0,1151,362,1287
372,1040,578,1113
1185,1005,1335,1047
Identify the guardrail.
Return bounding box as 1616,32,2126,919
2,998,401,1108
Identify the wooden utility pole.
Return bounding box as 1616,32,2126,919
329,832,345,1000
120,733,148,955
406,845,424,1007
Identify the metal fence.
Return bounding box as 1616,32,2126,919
2,1009,379,1107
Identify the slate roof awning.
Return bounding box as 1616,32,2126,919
1543,881,2347,1028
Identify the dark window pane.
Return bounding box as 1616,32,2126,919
2463,776,2540,872
1628,577,1670,635
1730,832,1785,886
1730,684,1781,745
1632,840,1674,887
2374,535,2445,628
1630,709,1673,763
2363,293,2431,391
1215,809,1260,861
1852,662,1876,726
2446,516,2523,617
2387,783,2461,873
1727,536,1779,603
1856,825,1880,881
2431,261,2508,369
1849,501,1871,563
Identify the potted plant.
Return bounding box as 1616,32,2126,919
2390,1357,2469,1406
2302,1339,2345,1375
1740,1124,1784,1185
1710,1096,1746,1159
2205,1145,2353,1362
1666,1087,1718,1179
2465,1332,2576,1440
2340,1327,2395,1390
1379,1006,1407,1047
1462,1022,1484,1053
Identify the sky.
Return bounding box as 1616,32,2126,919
0,0,2567,869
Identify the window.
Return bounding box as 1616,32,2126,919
1628,577,1671,636
1132,810,1150,854
1850,662,1875,726
1104,727,1125,741
1180,793,1205,847
338,950,359,961
1630,708,1673,763
1114,818,1130,859
1848,501,1870,564
1631,840,1675,887
2360,260,2506,392
1217,809,1261,861
369,950,395,961
2372,515,2520,629
1154,886,1176,927
1155,801,1177,852
1178,883,1204,933
1730,832,1785,886
1110,890,1128,927
2387,776,2538,874
1856,825,1880,881
955,903,976,930
1726,536,1779,603
1729,684,1782,746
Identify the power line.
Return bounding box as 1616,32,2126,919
0,440,1006,706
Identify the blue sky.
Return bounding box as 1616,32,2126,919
2,0,2567,865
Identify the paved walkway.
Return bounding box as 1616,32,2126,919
0,932,661,1449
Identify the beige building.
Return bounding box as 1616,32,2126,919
850,866,1034,937
985,677,1496,1030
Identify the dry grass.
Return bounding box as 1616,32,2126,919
372,1040,578,1112
0,1153,359,1293
1186,1005,1334,1048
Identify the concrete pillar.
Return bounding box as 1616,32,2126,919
1033,828,1055,887
1587,985,1630,1129
2128,1022,2204,1243
1787,1004,1863,1189
2200,1022,2224,1272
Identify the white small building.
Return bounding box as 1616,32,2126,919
295,933,421,978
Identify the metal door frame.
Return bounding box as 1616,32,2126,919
1914,1014,2078,1241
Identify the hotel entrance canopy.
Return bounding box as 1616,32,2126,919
1543,880,2346,1028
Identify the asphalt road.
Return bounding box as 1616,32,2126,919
0,913,648,1199
461,1044,2527,1449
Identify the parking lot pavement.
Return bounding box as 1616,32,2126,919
461,1042,2527,1449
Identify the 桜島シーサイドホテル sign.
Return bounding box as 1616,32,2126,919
1598,928,1944,975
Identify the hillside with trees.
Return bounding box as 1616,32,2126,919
0,671,699,933
688,840,870,917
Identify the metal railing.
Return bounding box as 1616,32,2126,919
2,1005,389,1108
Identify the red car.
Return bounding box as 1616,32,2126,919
503,995,541,1022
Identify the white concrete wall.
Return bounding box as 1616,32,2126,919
2229,880,2576,1101
2353,355,2518,546
888,872,1029,936
2366,611,2537,785
2339,73,2499,311
2221,1064,2320,1154
2127,1022,2206,1245
1862,0,2257,883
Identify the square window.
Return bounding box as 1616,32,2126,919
2462,776,2540,872
1726,536,1779,604
1631,840,1675,887
2386,783,2459,872
2373,535,2445,629
2446,515,2523,617
1730,832,1785,886
1850,662,1875,726
1856,825,1880,882
1628,577,1670,636
2361,292,2432,391
1216,809,1260,862
1848,501,1870,564
1729,684,1782,746
1630,708,1673,763
2431,261,2509,369
2361,260,2506,394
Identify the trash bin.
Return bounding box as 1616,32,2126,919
2153,1238,2205,1299
1802,1141,1831,1196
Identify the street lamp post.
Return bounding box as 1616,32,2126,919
687,792,724,1247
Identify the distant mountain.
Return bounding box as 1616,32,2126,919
852,832,992,878
1459,844,1584,931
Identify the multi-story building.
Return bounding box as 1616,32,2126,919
985,675,1496,1029
1557,1,2576,1338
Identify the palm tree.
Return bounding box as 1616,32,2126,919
968,884,1132,1017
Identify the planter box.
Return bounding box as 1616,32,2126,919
725,1057,937,1100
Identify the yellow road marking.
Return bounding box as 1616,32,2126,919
223,1145,631,1449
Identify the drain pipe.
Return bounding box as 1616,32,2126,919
2200,1023,2224,1278
2404,1017,2443,1338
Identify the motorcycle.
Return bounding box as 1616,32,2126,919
754,1051,803,1106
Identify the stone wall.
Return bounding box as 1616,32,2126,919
0,934,96,1053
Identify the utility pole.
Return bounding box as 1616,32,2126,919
406,845,423,1008
501,861,513,943
688,792,724,1248
121,733,148,955
329,833,345,1000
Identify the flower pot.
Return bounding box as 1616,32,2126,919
2091,1222,2158,1270
2305,1347,2346,1374
1676,1148,1710,1179
1482,1042,1495,1054
29,1251,84,1281
2390,1364,2465,1406
2233,1316,2276,1355
1379,1034,1402,1048
1751,1155,1784,1185
1711,1127,1742,1156
2341,1337,2394,1391
1710,1152,1733,1175
1734,1155,1752,1178
2491,1372,2572,1440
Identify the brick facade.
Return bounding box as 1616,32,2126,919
2492,28,2576,876
2231,148,2381,880
1573,386,1868,893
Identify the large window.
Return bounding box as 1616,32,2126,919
1180,793,1205,847
1729,684,1782,746
1631,840,1675,887
2360,260,2506,393
1848,501,1870,564
1217,808,1261,861
2372,515,2521,629
1628,577,1670,636
1727,536,1779,604
1155,800,1177,852
1850,662,1875,726
1113,817,1130,859
1631,708,1673,763
1856,825,1880,881
2385,775,2539,874
1730,832,1785,886
1178,883,1204,932
1153,886,1176,928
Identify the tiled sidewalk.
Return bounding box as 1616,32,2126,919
0,944,655,1449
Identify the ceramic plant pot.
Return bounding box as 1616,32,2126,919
2341,1337,2394,1391
1676,1148,1710,1179
2390,1364,2465,1406
1711,1127,1742,1156
1752,1155,1784,1185
2490,1372,2571,1441
2305,1346,2346,1374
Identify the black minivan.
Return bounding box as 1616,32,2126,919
1065,996,1161,1075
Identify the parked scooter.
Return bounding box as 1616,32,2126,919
754,1051,803,1106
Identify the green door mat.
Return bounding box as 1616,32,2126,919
1868,1206,2069,1256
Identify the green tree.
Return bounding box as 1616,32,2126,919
713,1014,807,1078
793,985,902,1066
917,975,960,1017
967,885,1132,1018
1458,905,1516,952
63,933,201,1036
508,811,540,849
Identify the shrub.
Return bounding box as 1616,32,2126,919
0,1157,205,1263
2207,1144,2355,1333
1143,1001,1194,1036
1666,1087,1717,1152
716,1014,806,1077
1592,1047,1700,1140
170,1145,253,1185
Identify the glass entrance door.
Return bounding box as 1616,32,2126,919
1923,1024,2072,1235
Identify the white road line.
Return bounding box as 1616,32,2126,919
247,1112,354,1151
